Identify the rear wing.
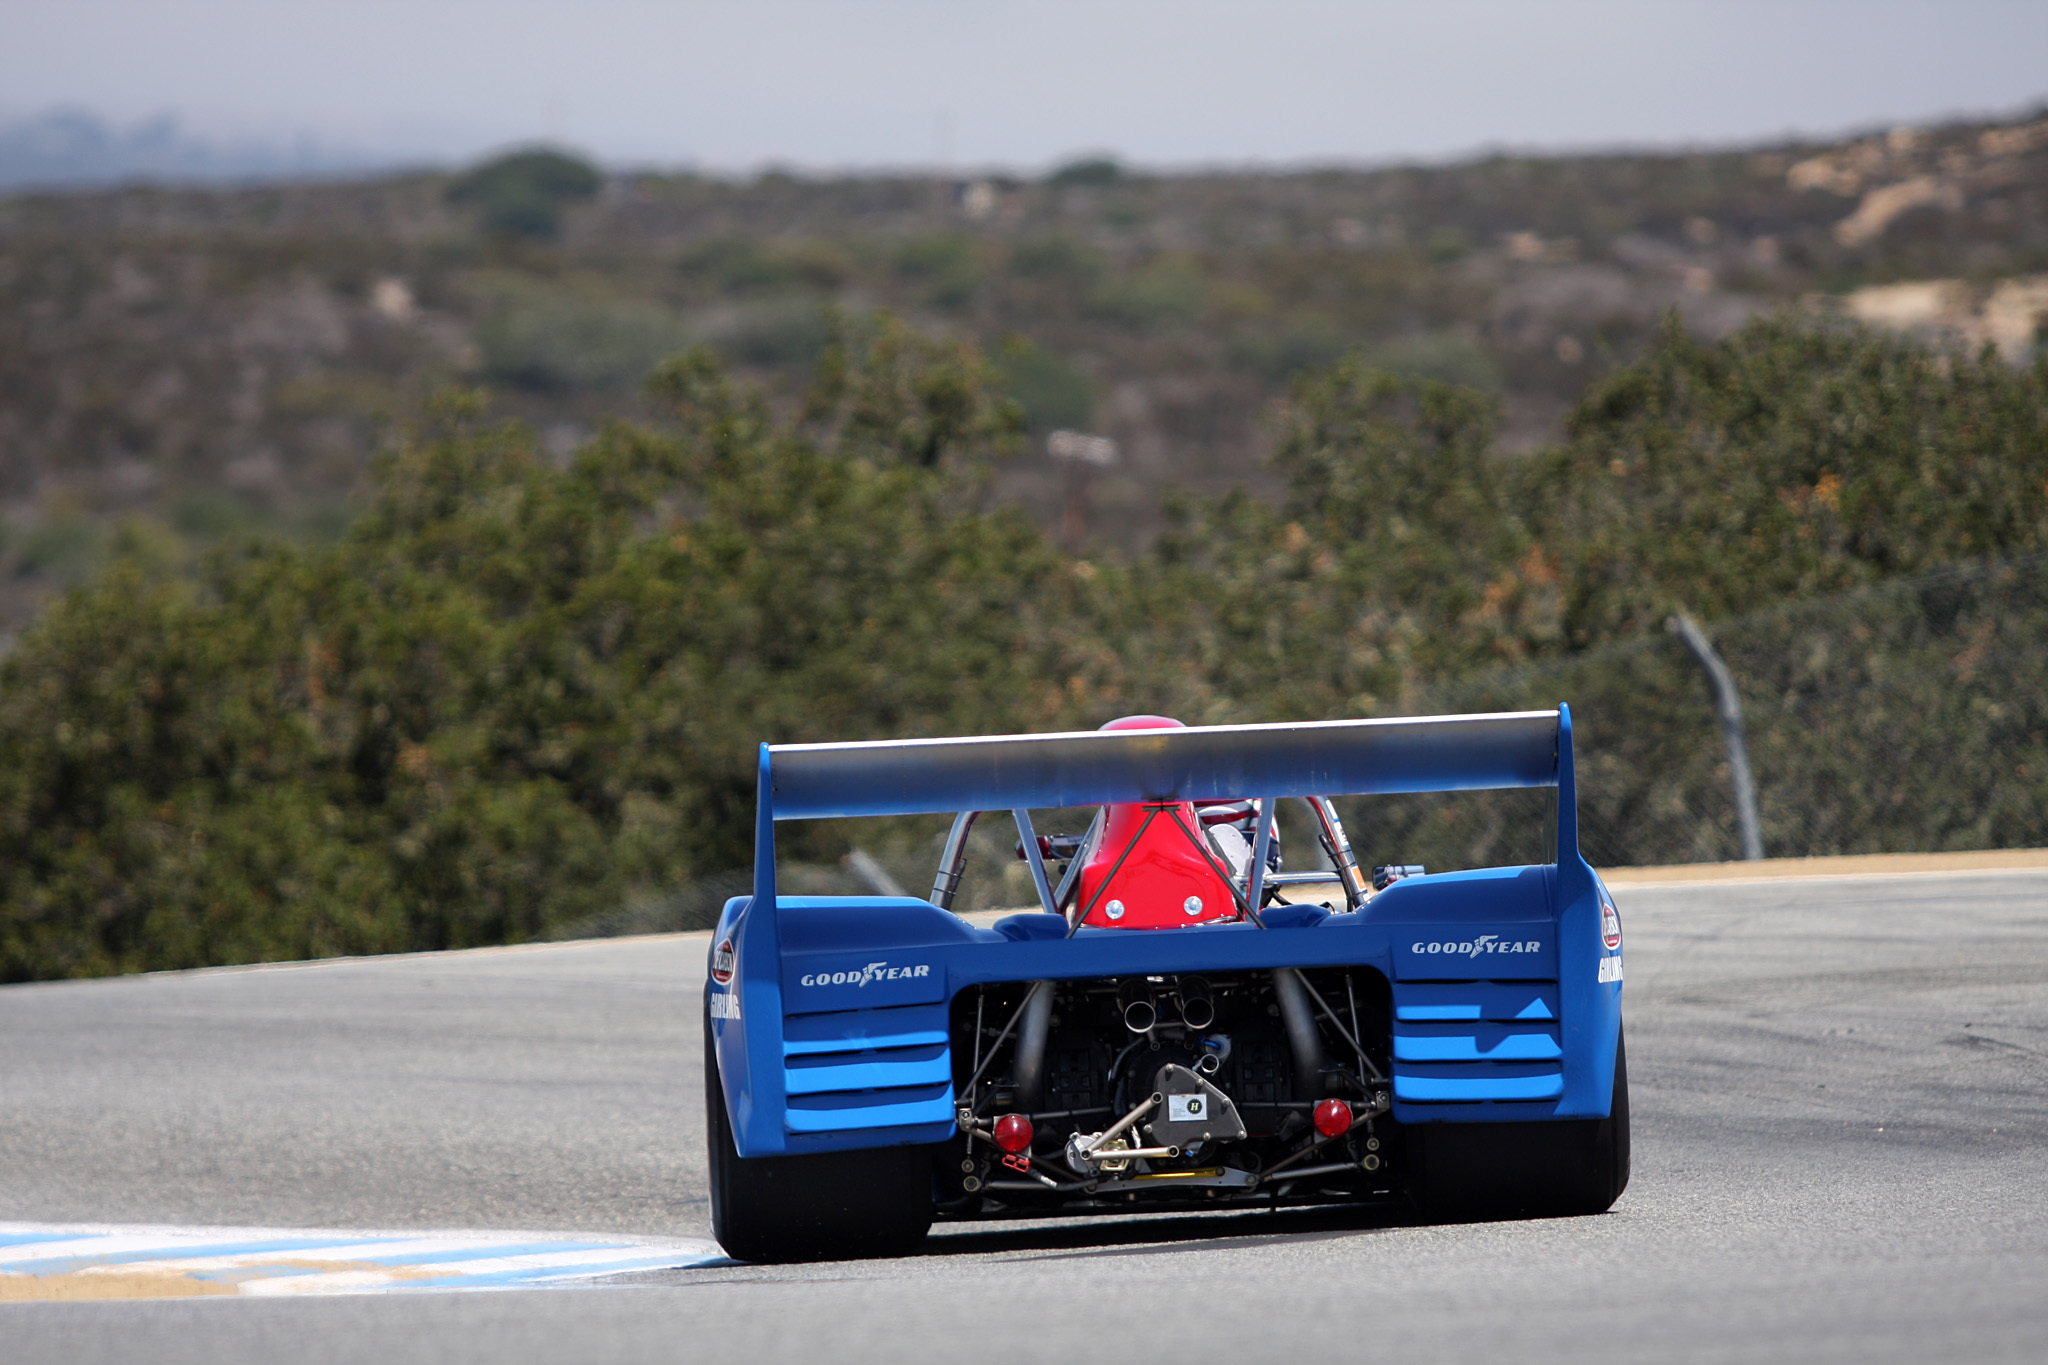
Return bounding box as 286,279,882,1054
754,707,1585,910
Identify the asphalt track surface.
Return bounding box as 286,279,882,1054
4,870,2046,1362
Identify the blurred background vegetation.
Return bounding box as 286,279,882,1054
1,111,2045,979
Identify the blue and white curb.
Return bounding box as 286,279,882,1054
0,1222,726,1297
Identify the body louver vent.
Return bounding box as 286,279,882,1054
781,1002,955,1135
1391,982,1563,1103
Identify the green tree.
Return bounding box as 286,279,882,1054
0,322,1077,981
448,147,603,240
1525,313,2048,644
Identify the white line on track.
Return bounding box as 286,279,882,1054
0,1222,725,1299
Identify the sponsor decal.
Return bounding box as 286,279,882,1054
1597,956,1623,984
709,989,742,1019
1167,1094,1207,1122
798,961,933,988
1601,898,1623,951
1408,934,1543,957
710,938,735,986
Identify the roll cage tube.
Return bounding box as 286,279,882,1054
1306,796,1369,909
929,810,976,910
930,794,1365,919
1055,809,1104,913
1012,808,1060,917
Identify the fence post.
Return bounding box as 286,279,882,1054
1667,611,1765,862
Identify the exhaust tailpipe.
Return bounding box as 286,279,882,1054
1119,980,1158,1033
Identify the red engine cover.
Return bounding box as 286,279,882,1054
1074,716,1240,930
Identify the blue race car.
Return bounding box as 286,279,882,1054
704,707,1628,1262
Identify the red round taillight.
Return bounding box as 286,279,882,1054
993,1113,1034,1154
1312,1099,1353,1138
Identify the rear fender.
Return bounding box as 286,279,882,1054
1365,707,1620,1121
711,891,976,1158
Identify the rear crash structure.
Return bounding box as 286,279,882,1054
704,709,1629,1263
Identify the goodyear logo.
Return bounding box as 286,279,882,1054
799,961,932,988
1409,934,1542,957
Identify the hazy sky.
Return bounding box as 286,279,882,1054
5,0,2046,171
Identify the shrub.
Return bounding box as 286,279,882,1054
448,147,603,240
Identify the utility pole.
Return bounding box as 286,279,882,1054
931,109,955,217
1667,611,1765,862
1047,428,1118,551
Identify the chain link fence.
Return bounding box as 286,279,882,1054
1374,552,2048,869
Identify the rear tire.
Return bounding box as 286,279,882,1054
1410,1026,1631,1218
704,998,935,1263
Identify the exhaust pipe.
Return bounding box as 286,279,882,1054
1119,980,1157,1034
1271,968,1329,1097
1178,976,1216,1030
1013,981,1056,1109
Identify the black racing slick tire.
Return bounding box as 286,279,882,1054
703,998,935,1263
1410,1026,1631,1219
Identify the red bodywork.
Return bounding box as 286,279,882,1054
1074,715,1241,930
